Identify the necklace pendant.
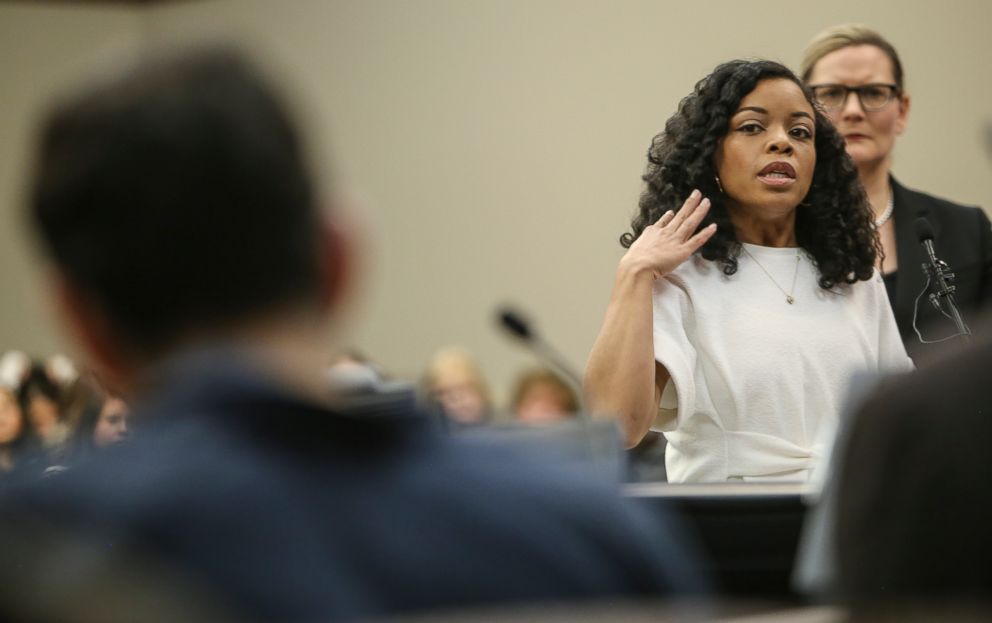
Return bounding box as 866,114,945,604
786,296,795,305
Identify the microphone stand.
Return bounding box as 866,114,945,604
497,307,591,421
920,237,972,345
497,308,626,478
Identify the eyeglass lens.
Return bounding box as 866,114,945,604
813,85,896,112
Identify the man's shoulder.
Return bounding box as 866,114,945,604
0,405,703,619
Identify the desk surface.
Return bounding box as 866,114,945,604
625,482,814,498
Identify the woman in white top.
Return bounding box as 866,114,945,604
584,60,912,483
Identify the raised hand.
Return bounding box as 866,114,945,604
621,189,717,279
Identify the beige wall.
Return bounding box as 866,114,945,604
2,0,990,406
0,4,142,356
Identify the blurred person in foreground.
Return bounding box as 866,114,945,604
0,46,703,622
802,24,992,363
833,326,992,620
584,60,913,482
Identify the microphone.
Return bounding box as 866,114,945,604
914,218,939,271
914,217,972,342
497,307,584,401
499,309,532,342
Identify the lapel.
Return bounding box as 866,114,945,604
891,176,932,326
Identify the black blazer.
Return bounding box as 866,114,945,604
889,177,992,362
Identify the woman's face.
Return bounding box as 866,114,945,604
433,371,487,424
806,44,909,171
714,78,817,218
93,397,129,448
515,383,573,425
0,389,24,445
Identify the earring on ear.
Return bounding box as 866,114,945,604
714,176,724,194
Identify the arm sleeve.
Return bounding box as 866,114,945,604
651,276,697,432
872,270,915,373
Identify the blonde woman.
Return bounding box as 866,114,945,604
802,24,992,361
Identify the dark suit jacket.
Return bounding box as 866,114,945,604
889,177,992,362
0,350,703,622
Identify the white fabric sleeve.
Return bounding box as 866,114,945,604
651,275,697,433
871,270,915,373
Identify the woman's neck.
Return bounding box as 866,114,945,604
858,160,892,220
0,448,12,472
730,209,798,247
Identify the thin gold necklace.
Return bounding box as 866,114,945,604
741,246,802,305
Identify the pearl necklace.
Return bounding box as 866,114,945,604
874,191,895,228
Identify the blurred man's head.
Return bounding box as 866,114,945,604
30,47,346,387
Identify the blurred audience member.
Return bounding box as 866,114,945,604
425,347,493,425
0,386,37,476
18,364,68,451
44,353,96,429
0,351,30,390
44,353,78,388
91,395,129,448
61,390,129,468
510,367,578,425
0,45,703,621
326,350,417,420
326,349,385,394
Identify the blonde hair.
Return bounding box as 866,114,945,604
801,24,905,90
424,347,492,406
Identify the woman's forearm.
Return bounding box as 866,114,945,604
586,192,713,446
584,258,664,447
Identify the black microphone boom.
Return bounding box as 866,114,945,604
497,307,584,399
498,309,532,342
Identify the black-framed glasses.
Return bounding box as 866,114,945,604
809,83,900,112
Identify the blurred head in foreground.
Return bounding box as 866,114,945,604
5,43,710,623
30,46,348,396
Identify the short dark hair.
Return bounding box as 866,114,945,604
30,47,324,354
623,59,877,289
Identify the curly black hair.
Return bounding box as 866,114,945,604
621,59,878,289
